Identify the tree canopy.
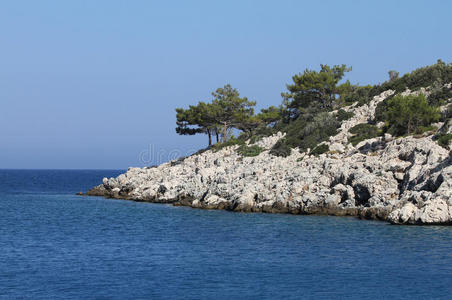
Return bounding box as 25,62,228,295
175,60,451,152
175,84,257,145
282,64,352,118
176,102,220,146
385,94,440,135
211,84,256,142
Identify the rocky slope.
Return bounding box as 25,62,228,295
86,89,452,225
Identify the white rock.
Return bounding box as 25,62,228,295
92,85,452,225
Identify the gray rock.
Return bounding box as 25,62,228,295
83,87,452,225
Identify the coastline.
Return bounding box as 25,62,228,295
83,185,393,222
83,134,452,226
83,88,452,226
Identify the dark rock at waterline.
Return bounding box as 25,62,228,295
81,88,452,225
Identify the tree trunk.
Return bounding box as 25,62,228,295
207,129,212,146
223,123,228,143
215,130,219,143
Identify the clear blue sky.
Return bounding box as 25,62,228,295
1,0,451,169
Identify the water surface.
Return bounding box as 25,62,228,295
0,170,451,299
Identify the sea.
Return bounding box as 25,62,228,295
1,169,451,299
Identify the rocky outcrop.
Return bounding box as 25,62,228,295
85,90,452,225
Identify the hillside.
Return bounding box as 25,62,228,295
85,62,452,225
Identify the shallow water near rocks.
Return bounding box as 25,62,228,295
1,169,451,299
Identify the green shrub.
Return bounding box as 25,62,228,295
368,60,452,99
212,137,244,152
436,133,452,149
348,123,381,146
237,144,264,157
344,60,452,106
374,93,396,122
310,144,329,156
343,85,373,106
417,125,437,134
439,103,452,122
269,61,451,156
270,112,340,156
428,86,452,106
336,109,354,121
248,135,261,144
212,134,265,156
269,139,292,157
271,112,340,156
349,123,378,135
255,126,276,137
349,135,365,146
385,94,440,136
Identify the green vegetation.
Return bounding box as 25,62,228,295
444,104,452,121
436,133,452,149
369,60,452,101
176,85,256,146
385,94,440,136
270,112,340,156
210,136,264,157
310,144,329,156
428,86,452,106
212,136,244,152
336,109,354,121
269,139,292,157
281,64,352,119
343,85,373,106
176,84,281,146
348,124,381,146
211,85,256,142
388,70,399,81
417,125,438,134
176,60,451,156
237,144,264,157
176,101,220,146
247,135,261,144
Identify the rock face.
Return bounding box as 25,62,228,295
85,90,452,225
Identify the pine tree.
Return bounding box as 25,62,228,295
282,64,352,118
211,84,256,142
386,94,440,135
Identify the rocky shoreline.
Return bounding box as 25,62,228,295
84,89,452,225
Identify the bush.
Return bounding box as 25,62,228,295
348,123,381,146
247,135,259,144
343,85,373,106
441,104,452,122
374,93,397,122
336,109,354,121
349,123,379,135
428,86,452,106
310,144,329,156
368,60,452,99
436,133,452,149
445,104,452,120
212,137,244,152
269,61,451,156
417,125,437,134
345,60,452,106
269,139,292,157
385,94,440,136
237,144,264,157
270,111,341,156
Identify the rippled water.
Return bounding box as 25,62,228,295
1,170,451,299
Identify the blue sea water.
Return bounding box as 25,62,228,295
0,170,451,299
